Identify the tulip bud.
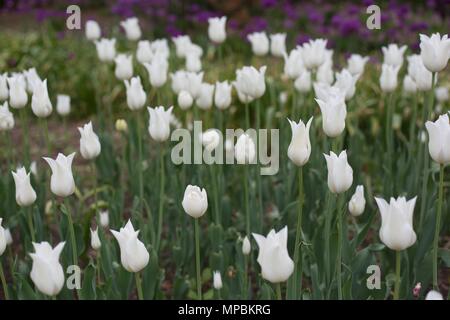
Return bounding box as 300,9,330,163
31,79,52,118
185,72,204,99
0,73,9,101
242,236,251,255
348,185,366,216
208,16,227,44
234,66,266,99
7,76,28,109
12,167,37,207
114,54,133,81
143,56,168,88
99,210,109,228
403,75,417,93
248,32,269,56
382,44,407,67
316,60,334,85
380,64,400,92
170,70,189,94
419,33,450,73
90,227,101,250
147,106,173,142
185,53,202,73
347,54,369,76
95,38,116,62
407,55,433,91
120,17,141,41
78,121,101,160
200,129,220,152
213,271,223,290
136,40,153,64
425,113,450,164
115,119,128,132
111,220,149,272
85,20,101,41
172,35,192,59
177,90,193,110
24,68,41,94
270,33,286,57
287,117,313,166
283,48,305,79
182,185,208,219
43,152,76,197
425,290,443,300
324,150,353,194
294,71,312,93
0,219,6,256
301,38,328,69
214,81,232,110
253,226,294,283
151,39,170,59
29,241,65,296
0,101,14,131
375,196,417,251
334,69,358,100
124,76,146,111
56,94,70,116
196,83,214,110
315,93,347,138
435,87,448,102
234,133,256,164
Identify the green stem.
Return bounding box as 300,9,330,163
276,283,282,300
20,108,30,166
91,162,98,213
156,144,165,252
243,255,248,299
394,250,401,300
64,198,78,266
292,167,304,299
245,103,250,129
96,251,102,286
0,259,9,300
244,166,250,236
409,94,418,152
256,99,263,233
432,164,444,289
209,165,220,225
26,206,36,242
135,272,144,300
336,193,344,300
194,218,202,300
136,113,144,217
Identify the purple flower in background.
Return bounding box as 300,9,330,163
166,25,182,37
261,0,277,8
296,34,311,45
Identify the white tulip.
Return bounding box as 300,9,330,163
301,38,328,69
315,92,347,138
283,48,305,79
294,71,312,93
95,38,116,62
7,76,28,109
382,44,407,67
375,196,417,251
196,83,214,110
253,226,294,283
242,236,251,255
0,101,14,131
425,113,450,164
24,68,41,94
407,55,433,91
4,228,12,246
177,90,193,110
348,185,366,217
200,129,220,152
29,241,65,296
435,87,449,102
78,121,101,160
43,152,76,197
247,32,269,56
185,53,202,72
214,81,232,110
347,54,369,76
316,60,334,85
419,33,450,73
334,69,358,100
111,220,149,272
172,35,192,58
136,40,153,64
182,185,208,219
208,16,227,44
234,66,266,99
170,70,189,94
124,76,146,111
150,39,170,59
56,94,71,116
0,219,6,256
425,290,443,300
90,227,101,250
403,75,417,93
185,72,204,99
270,33,286,57
287,117,313,166
324,150,353,194
120,17,141,41
213,271,223,290
234,133,256,164
11,167,37,207
0,73,8,101
147,106,173,142
31,79,52,118
85,20,101,41
99,210,109,228
380,64,400,93
144,57,168,88
114,54,133,81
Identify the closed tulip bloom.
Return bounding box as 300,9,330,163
136,40,153,64
348,185,366,217
380,64,400,93
287,117,313,166
56,94,70,116
196,83,214,110
235,86,254,104
78,121,101,160
172,35,192,58
170,70,189,94
407,55,433,91
85,20,101,41
208,16,227,44
114,54,133,81
283,48,305,79
99,210,109,228
124,76,146,111
115,119,128,132
185,53,202,73
95,38,116,62
185,72,204,99
270,33,286,57
294,71,312,93
31,79,52,118
43,152,76,197
147,106,173,142
315,93,347,138
425,113,450,164
375,196,417,251
235,133,256,164
12,167,37,207
242,236,251,255
0,73,8,101
177,90,193,110
4,228,12,246
120,17,141,41
150,39,170,59
347,54,369,76
182,185,208,219
144,57,168,88
90,227,101,250
24,68,41,94
316,60,334,85
435,87,449,102
247,32,269,56
200,129,220,152
382,44,407,67
213,271,223,290
214,81,232,110
419,33,450,72
253,226,294,283
0,102,14,130
0,219,5,256
403,75,417,93
324,150,353,194
7,76,28,109
334,69,358,100
301,38,328,69
425,290,444,300
29,241,65,296
234,66,266,99
111,220,149,272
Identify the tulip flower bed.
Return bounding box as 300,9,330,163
0,13,449,302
